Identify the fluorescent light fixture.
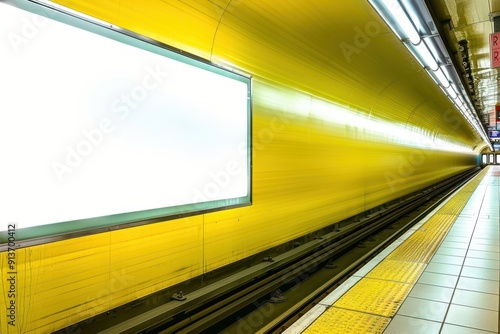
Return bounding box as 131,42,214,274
400,0,427,34
445,85,457,99
434,67,450,87
460,105,468,115
370,0,492,150
428,67,450,88
414,41,438,70
380,0,421,44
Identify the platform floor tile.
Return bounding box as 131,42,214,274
383,315,441,334
445,304,499,333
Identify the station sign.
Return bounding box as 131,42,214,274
490,130,500,139
496,104,500,130
491,32,500,68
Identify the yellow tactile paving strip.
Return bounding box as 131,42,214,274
365,259,426,283
303,308,391,334
388,213,457,263
334,279,412,317
303,168,488,334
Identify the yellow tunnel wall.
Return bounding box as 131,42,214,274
0,1,481,333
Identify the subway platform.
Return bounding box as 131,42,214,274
284,166,499,334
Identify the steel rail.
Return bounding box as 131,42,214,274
258,168,479,333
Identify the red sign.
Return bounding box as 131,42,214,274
491,32,500,68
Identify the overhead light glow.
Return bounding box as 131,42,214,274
368,0,492,150
381,0,421,44
414,41,438,70
445,85,457,99
310,97,471,153
434,67,450,87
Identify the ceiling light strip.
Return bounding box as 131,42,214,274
368,0,492,150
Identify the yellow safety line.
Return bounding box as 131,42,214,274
303,168,489,334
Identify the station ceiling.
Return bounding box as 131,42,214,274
429,0,500,138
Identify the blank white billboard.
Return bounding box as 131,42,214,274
0,0,251,244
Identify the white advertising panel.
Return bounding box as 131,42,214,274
0,0,252,244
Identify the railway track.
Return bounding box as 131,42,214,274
60,167,481,334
